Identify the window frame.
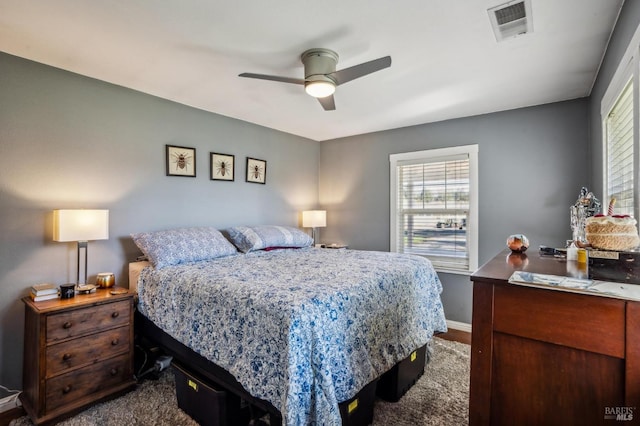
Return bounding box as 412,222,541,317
389,144,479,275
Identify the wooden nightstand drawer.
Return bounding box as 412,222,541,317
46,325,130,377
493,284,625,358
46,299,130,343
45,353,132,412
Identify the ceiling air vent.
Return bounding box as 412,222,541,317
488,0,533,42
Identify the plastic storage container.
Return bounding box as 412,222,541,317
338,379,378,426
173,363,251,426
376,344,427,402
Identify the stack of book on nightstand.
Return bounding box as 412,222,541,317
30,283,59,302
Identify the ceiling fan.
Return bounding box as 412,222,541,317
239,48,391,111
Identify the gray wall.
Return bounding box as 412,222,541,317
0,52,319,389
319,99,590,324
590,0,640,198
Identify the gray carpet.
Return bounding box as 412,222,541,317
11,337,469,425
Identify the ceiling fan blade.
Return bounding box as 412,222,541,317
317,95,336,111
332,56,392,85
238,72,305,85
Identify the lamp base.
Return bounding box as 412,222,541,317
77,240,89,285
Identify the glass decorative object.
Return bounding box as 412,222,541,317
507,234,529,253
571,187,601,243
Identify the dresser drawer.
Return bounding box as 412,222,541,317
45,353,132,412
46,300,131,343
493,284,625,358
46,325,130,377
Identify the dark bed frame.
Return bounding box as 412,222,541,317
134,310,283,425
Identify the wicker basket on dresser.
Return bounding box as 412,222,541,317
21,289,136,425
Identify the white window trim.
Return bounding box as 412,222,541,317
601,22,640,221
390,144,479,275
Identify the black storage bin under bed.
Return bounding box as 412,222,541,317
173,362,253,426
376,344,427,402
338,378,378,426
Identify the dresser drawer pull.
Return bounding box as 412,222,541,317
62,385,72,394
111,312,119,319
63,321,72,329
62,353,72,361
111,338,119,346
110,368,119,376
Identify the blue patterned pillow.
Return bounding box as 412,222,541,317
226,225,313,253
131,227,238,269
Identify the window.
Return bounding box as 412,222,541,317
601,22,640,220
390,145,478,274
605,79,634,216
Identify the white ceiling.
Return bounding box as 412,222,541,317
0,1,624,141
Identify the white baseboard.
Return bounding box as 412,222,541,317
446,320,472,334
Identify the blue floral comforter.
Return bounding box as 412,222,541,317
137,248,447,425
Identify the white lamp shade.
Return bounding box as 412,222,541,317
53,209,109,242
302,210,327,228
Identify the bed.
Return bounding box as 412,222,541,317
129,225,447,425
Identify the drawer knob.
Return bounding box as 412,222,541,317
111,312,119,319
63,385,72,394
63,321,72,329
110,368,118,376
62,353,72,361
111,338,119,346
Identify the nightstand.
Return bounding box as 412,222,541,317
21,288,136,425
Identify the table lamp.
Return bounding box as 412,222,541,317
302,210,326,245
53,209,109,285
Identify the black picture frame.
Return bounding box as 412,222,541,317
166,145,196,177
210,153,235,181
246,157,267,184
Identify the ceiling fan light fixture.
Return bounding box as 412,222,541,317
239,47,391,110
305,80,335,98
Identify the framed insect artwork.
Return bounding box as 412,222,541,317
166,145,196,177
210,152,234,181
246,157,267,184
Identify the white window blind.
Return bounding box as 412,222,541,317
390,145,478,274
605,79,634,216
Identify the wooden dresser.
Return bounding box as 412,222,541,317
21,289,136,425
470,250,640,425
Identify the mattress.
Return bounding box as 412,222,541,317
134,247,446,425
